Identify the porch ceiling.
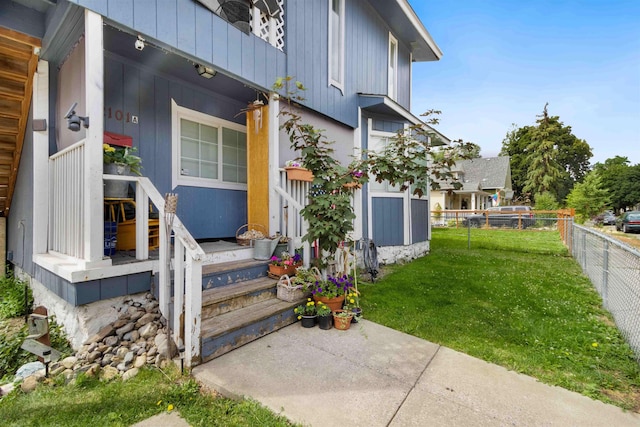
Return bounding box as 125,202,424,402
103,25,259,104
0,27,41,216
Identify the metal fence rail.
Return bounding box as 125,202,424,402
572,224,640,362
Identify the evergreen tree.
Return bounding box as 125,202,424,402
566,172,610,224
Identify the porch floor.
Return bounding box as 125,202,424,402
109,240,246,266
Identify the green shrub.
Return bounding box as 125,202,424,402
0,273,32,319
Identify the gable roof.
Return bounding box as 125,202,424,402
439,156,512,193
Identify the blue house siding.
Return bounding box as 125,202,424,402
70,0,286,92
286,0,413,129
372,198,404,246
0,1,45,39
104,54,249,238
411,199,429,243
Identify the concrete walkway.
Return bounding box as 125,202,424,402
193,320,640,426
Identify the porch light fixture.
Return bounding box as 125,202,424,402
64,102,89,132
195,64,216,78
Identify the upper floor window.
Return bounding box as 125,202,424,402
328,0,345,93
388,33,398,101
172,101,247,190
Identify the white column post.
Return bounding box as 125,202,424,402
84,10,107,265
184,257,202,367
268,95,280,234
32,60,49,256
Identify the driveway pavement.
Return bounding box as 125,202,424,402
192,320,640,426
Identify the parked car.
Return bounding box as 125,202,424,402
616,211,640,233
594,211,616,226
462,206,534,229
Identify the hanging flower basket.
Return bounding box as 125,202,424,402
285,167,313,182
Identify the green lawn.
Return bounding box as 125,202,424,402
0,366,296,427
361,228,640,410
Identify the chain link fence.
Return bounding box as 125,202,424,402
571,224,640,362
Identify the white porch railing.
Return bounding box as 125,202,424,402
274,169,311,266
49,140,86,259
103,175,206,367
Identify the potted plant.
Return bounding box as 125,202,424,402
268,252,302,277
311,274,354,312
284,159,313,182
315,302,332,330
332,309,354,330
103,144,143,198
294,298,317,328
343,289,362,323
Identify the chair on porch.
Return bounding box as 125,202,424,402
104,198,160,251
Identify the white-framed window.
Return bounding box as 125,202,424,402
328,0,345,93
369,134,403,193
388,33,398,101
171,100,247,191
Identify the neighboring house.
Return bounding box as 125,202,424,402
431,156,514,212
2,0,445,367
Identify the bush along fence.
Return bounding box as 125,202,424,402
571,224,640,363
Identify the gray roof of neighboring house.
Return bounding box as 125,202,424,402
438,156,512,192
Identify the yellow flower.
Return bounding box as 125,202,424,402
350,299,355,304
156,400,162,406
297,316,301,320
592,342,598,348
294,308,298,313
307,298,312,301
167,404,174,412
307,301,314,306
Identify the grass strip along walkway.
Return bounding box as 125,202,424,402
361,228,640,411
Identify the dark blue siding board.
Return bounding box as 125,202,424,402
253,41,267,88
372,198,403,246
0,1,45,39
127,272,152,294
227,28,242,75
241,34,255,82
211,16,229,69
155,0,178,47
176,0,197,55
76,281,101,305
106,0,134,28
123,63,141,145
154,76,172,191
104,59,124,133
73,0,108,16
177,188,247,239
101,276,128,299
195,11,213,64
411,199,429,243
133,0,158,37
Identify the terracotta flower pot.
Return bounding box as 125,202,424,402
332,310,354,330
285,167,313,182
269,263,297,277
313,294,345,312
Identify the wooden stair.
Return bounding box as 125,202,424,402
199,259,304,362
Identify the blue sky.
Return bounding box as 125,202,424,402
409,0,640,166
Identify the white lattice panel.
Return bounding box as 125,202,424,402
250,0,284,51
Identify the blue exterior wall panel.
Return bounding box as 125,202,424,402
411,199,429,243
104,54,249,238
372,198,404,246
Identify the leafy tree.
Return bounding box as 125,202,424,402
534,192,560,210
275,77,474,263
461,142,482,159
501,104,592,203
593,156,640,212
566,172,610,224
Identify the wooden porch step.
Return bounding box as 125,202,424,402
200,297,303,362
202,277,277,318
202,259,269,290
